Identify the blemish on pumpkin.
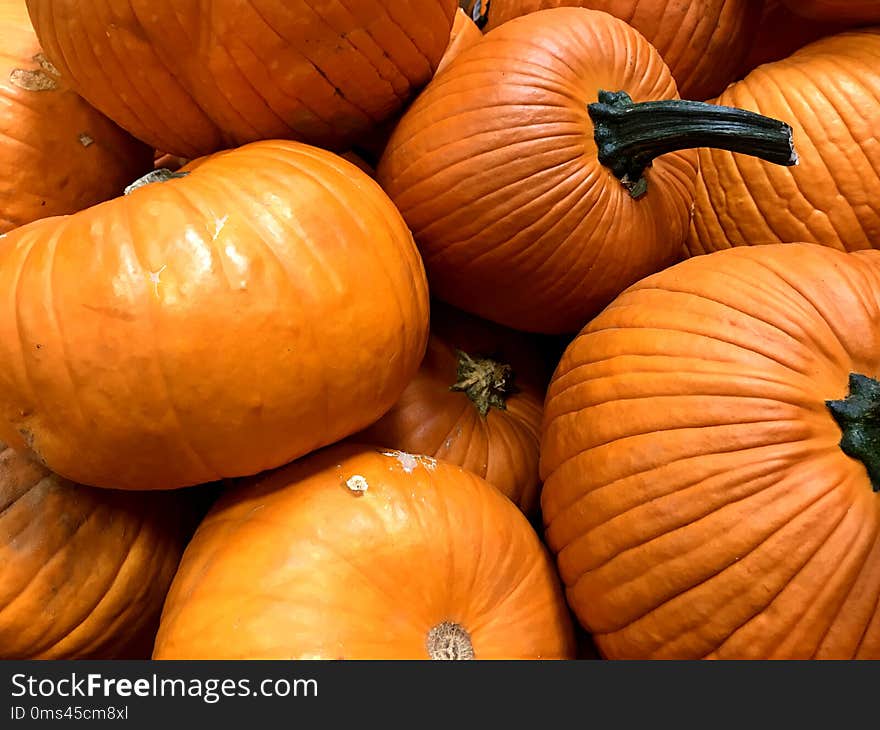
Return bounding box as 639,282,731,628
78,133,94,147
33,53,59,77
345,474,369,495
148,264,167,296
16,428,48,468
381,450,436,472
211,215,228,241
9,68,58,91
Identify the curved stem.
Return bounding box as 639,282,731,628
826,373,880,493
588,90,798,199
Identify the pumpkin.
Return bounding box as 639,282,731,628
737,0,851,75
153,444,576,659
351,8,483,168
25,0,458,159
356,303,546,517
376,8,796,334
437,8,483,76
482,0,761,101
0,140,430,491
0,0,152,234
779,0,880,23
0,441,188,658
687,29,880,257
540,243,880,659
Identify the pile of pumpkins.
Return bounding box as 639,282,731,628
2,0,879,661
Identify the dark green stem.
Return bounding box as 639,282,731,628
449,349,515,417
588,90,798,199
826,373,880,493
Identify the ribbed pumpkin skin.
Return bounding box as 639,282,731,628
377,8,697,335
687,30,880,257
0,0,152,234
541,244,880,660
153,444,575,660
0,140,430,491
484,0,761,101
780,0,880,22
25,0,458,159
0,442,186,659
356,305,545,516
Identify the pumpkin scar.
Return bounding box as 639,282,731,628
345,474,368,495
211,215,228,241
381,449,436,472
147,264,167,296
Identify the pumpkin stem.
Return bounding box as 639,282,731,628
450,349,515,417
124,167,190,196
827,373,880,493
588,90,798,199
426,621,475,660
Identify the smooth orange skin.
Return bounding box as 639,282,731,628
687,29,880,257
0,442,188,659
153,444,576,660
25,0,458,159
737,0,852,75
377,8,698,335
0,0,152,234
780,0,880,22
541,244,880,660
485,0,761,101
356,304,545,516
0,140,430,491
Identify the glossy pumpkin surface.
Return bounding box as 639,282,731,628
541,244,880,659
153,444,576,659
0,140,430,490
25,0,458,158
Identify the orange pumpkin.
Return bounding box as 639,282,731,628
377,8,796,334
779,0,880,22
437,8,483,76
25,0,458,158
153,444,576,659
0,441,188,658
483,0,761,101
351,8,483,168
0,140,430,490
0,0,152,234
687,29,880,257
357,304,546,516
541,243,880,659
